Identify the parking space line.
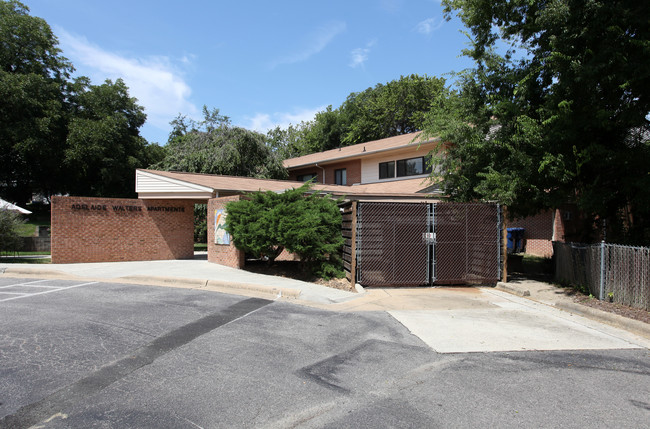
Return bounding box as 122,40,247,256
0,292,28,295
0,284,60,289
0,281,99,302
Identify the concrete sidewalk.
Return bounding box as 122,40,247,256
0,258,356,304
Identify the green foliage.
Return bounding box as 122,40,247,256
224,183,345,278
64,77,162,197
155,107,287,180
0,1,161,203
270,74,448,157
339,74,447,145
194,204,207,243
429,0,650,244
0,210,24,253
265,122,314,159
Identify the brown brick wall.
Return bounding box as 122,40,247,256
288,167,321,183
510,210,555,257
208,196,244,268
51,196,194,263
323,160,361,185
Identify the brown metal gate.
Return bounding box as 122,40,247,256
356,203,430,286
434,203,501,285
353,202,502,287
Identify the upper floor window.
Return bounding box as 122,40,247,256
396,156,432,177
379,161,395,179
335,168,347,185
297,173,317,182
379,156,432,179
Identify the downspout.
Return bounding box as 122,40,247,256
315,163,326,184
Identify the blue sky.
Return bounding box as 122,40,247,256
25,0,474,145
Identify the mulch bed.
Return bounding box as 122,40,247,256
573,294,650,324
243,260,355,292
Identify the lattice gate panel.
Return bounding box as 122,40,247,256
357,202,429,286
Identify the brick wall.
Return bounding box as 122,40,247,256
51,196,194,263
288,167,321,183
323,160,362,185
510,210,555,257
207,196,244,268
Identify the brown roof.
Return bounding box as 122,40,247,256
283,131,438,169
139,169,441,199
139,169,313,193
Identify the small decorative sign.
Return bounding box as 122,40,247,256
214,209,230,245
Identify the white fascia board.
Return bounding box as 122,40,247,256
135,169,214,193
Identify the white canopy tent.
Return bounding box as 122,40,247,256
0,198,32,215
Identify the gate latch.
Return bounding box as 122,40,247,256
422,232,436,244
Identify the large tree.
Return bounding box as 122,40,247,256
0,0,161,202
0,0,71,203
155,107,287,179
0,1,162,203
271,74,448,157
427,0,650,243
64,77,163,197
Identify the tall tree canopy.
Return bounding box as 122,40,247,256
155,107,287,180
270,74,448,157
0,0,162,203
0,0,71,203
427,0,650,243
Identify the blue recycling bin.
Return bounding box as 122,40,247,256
507,227,525,253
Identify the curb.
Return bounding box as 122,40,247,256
495,282,530,297
1,266,75,279
555,301,650,340
1,268,302,300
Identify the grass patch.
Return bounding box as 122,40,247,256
0,257,51,264
16,216,50,237
194,243,208,251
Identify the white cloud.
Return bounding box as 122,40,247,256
56,28,198,134
415,17,444,35
269,21,346,69
349,47,369,68
245,106,325,133
349,40,377,69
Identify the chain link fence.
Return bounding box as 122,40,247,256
554,242,650,311
352,202,502,287
434,203,502,285
356,202,430,286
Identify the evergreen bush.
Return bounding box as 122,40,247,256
0,210,24,254
225,183,345,279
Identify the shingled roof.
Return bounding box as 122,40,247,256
283,131,438,169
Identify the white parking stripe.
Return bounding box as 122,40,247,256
0,284,59,289
0,281,99,302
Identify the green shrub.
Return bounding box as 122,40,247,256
0,210,24,253
194,204,208,243
225,183,345,279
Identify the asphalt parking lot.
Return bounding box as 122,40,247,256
1,278,649,428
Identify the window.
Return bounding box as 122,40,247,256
335,168,347,185
396,156,432,177
297,173,317,182
379,161,395,179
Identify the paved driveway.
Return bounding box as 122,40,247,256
1,277,649,428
